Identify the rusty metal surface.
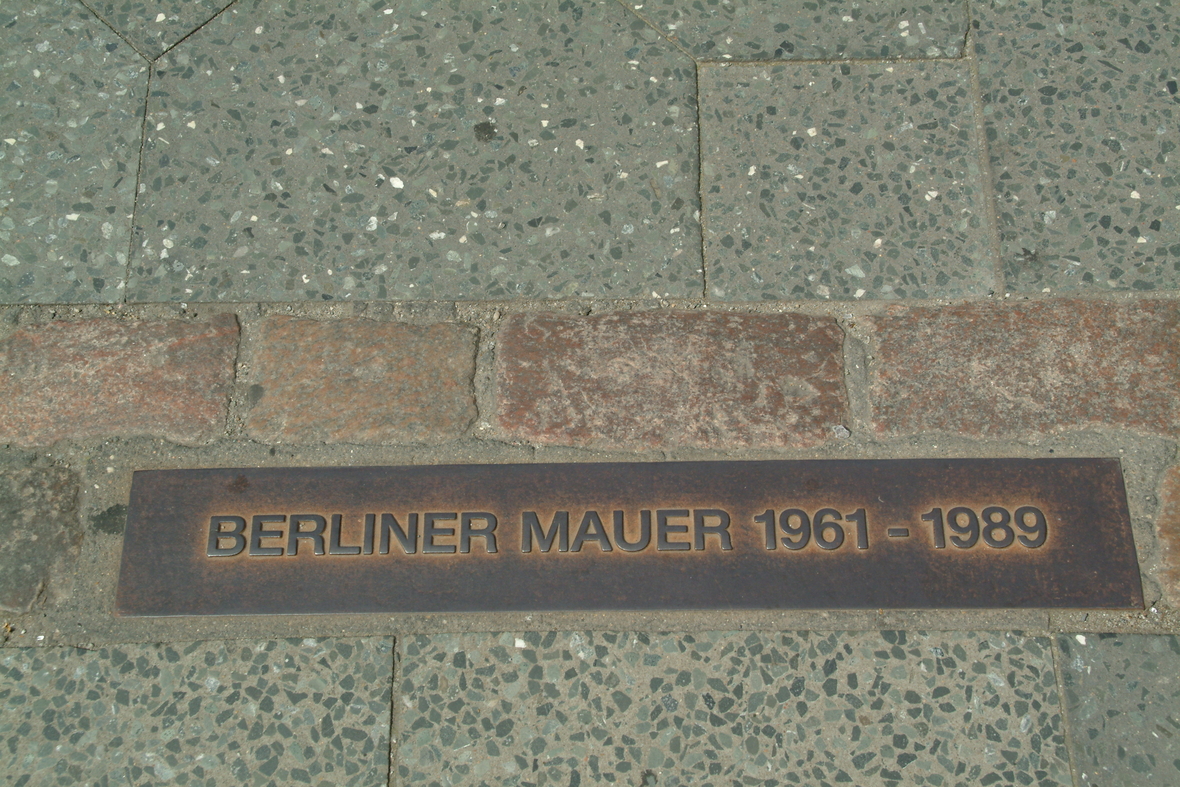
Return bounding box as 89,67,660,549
115,459,1143,616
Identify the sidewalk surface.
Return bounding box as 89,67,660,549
2,0,1180,785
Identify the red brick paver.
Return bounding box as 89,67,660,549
245,317,477,444
870,300,1180,438
496,311,848,449
0,315,239,446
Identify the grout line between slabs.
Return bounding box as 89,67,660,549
695,61,709,300
386,637,399,787
156,0,240,60
1050,634,1084,787
960,0,972,56
964,12,1007,297
611,0,709,299
700,54,967,67
73,0,152,61
122,64,153,304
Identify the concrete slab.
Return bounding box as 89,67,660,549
637,0,966,60
87,0,231,59
701,61,994,300
0,637,392,786
1058,633,1180,786
396,630,1071,786
0,0,148,303
128,0,702,302
976,0,1180,293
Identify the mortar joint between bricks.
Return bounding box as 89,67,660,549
835,313,874,435
224,308,264,441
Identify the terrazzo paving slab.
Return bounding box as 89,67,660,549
129,0,701,302
396,631,1070,786
0,0,148,304
88,1,233,59
637,0,966,61
976,0,1180,293
1058,633,1180,786
700,62,993,300
1,638,392,786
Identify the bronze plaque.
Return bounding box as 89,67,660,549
115,459,1142,616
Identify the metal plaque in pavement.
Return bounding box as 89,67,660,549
115,459,1143,616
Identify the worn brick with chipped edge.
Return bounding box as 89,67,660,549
496,310,848,449
0,315,239,446
245,317,477,445
870,300,1180,438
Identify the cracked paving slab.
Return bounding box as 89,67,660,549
128,0,702,302
85,1,233,59
0,0,148,303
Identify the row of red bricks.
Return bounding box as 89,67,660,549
0,300,1177,449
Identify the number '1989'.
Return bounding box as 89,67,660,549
921,506,1047,549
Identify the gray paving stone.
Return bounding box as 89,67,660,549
638,0,966,61
88,1,231,59
1058,633,1180,787
0,0,148,304
976,0,1180,293
1,638,393,787
701,61,994,300
128,0,701,302
0,465,80,614
396,631,1070,786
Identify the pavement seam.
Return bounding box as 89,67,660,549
72,0,152,62
111,4,243,307
122,64,153,305
964,9,1007,297
391,641,405,787
837,316,872,436
155,0,240,61
613,0,698,62
223,307,256,440
464,322,485,440
697,55,965,67
610,0,709,298
461,304,502,443
1050,634,1084,787
960,0,972,56
694,60,708,299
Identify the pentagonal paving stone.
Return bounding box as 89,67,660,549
701,61,993,300
87,1,232,59
0,0,148,303
396,631,1071,786
0,638,393,787
128,0,701,302
1058,634,1180,786
976,0,1180,293
638,0,966,61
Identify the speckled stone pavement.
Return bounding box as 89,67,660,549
4,1,1180,785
